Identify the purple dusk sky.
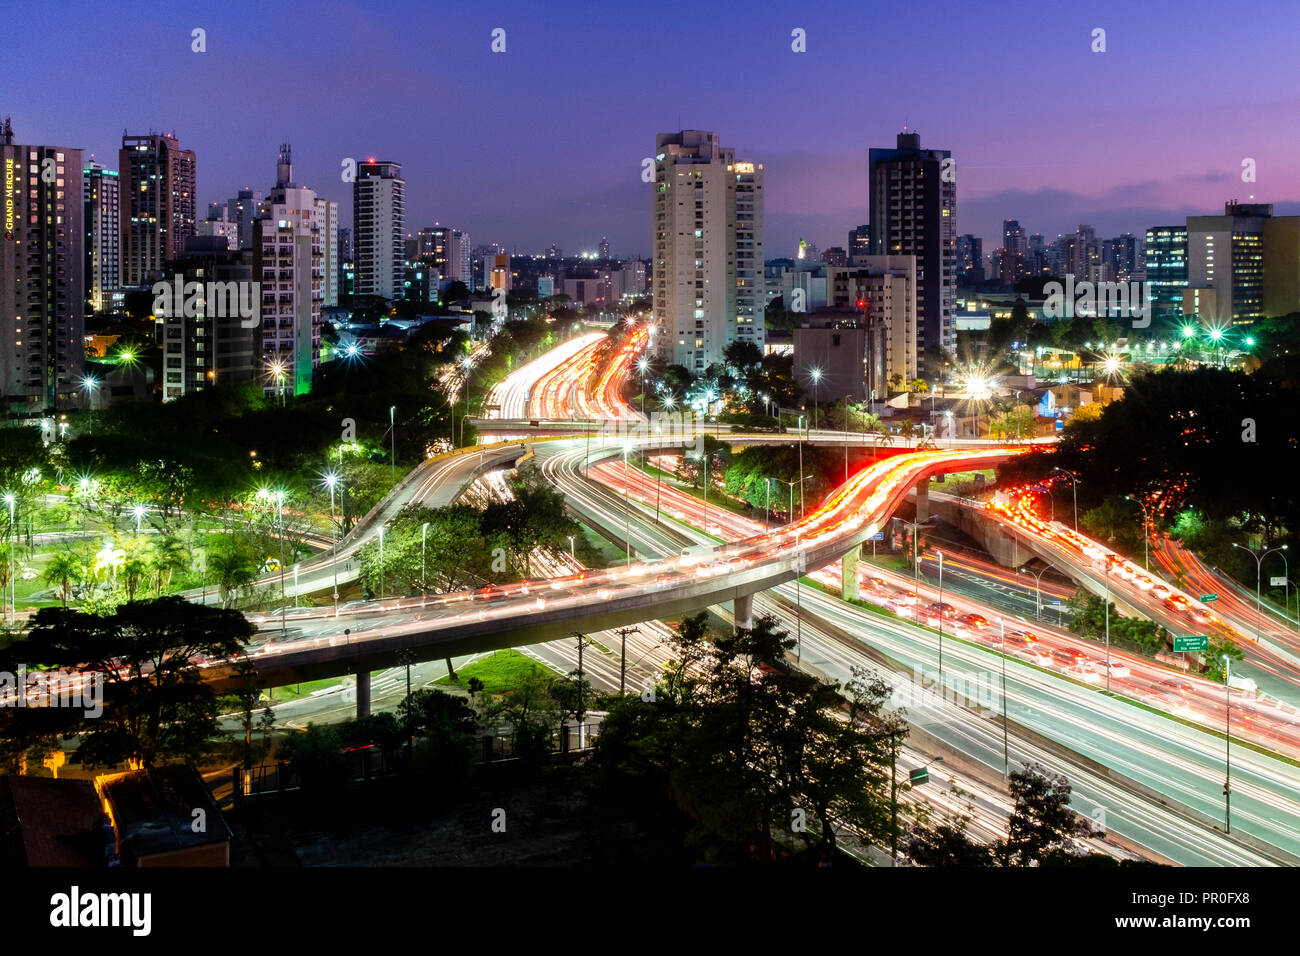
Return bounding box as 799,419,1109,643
12,0,1300,258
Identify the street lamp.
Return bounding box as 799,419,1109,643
998,618,1009,777
322,472,340,616
567,534,576,560
1125,495,1154,570
275,490,286,636
389,405,397,478
1223,654,1232,834
81,375,100,411
1232,543,1289,637
378,525,385,600
936,550,946,693
1022,562,1059,621
1053,467,1080,531
769,476,812,524
132,504,145,538
809,367,823,430
637,355,649,416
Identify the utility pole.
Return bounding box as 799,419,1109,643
1223,655,1232,834
1000,618,1009,778
615,626,639,694
573,631,591,749
936,550,945,693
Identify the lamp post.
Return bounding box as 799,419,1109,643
809,367,823,430
1232,543,1289,637
771,476,812,524
378,525,385,600
567,534,576,560
81,375,99,412
622,443,633,566
276,491,286,637
843,393,853,483
324,473,339,616
132,504,144,538
999,618,1009,777
389,405,397,479
638,356,649,416
797,416,806,517
1023,563,1056,620
1054,467,1080,531
1223,654,1232,834
1125,494,1153,570
1103,561,1111,694
936,549,945,692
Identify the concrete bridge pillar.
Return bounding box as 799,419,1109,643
734,593,754,631
842,545,860,601
356,669,371,720
915,478,930,523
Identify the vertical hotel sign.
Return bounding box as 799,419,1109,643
3,157,13,240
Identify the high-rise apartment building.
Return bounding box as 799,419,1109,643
848,224,871,265
352,160,404,300
253,145,322,396
83,161,120,314
826,257,918,396
1,122,84,412
868,131,955,373
1143,226,1188,321
1102,233,1141,282
1001,219,1027,285
119,132,196,287
316,198,339,307
162,237,257,401
416,224,471,287
651,130,765,369
956,234,983,282
1185,202,1270,325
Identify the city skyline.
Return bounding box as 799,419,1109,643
10,0,1300,257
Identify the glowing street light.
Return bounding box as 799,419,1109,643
322,471,340,615
132,504,145,537
81,375,100,411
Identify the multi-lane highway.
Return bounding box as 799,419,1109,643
536,442,1291,864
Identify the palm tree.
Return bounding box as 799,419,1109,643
43,552,83,607
121,556,148,602
151,534,190,595
909,378,929,395
209,549,255,608
899,419,917,447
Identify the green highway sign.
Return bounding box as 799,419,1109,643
1173,635,1209,653
909,768,930,786
1200,593,1218,603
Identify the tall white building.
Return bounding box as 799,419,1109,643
652,130,764,371
353,160,404,300
254,145,322,397
316,198,339,307
83,161,120,314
